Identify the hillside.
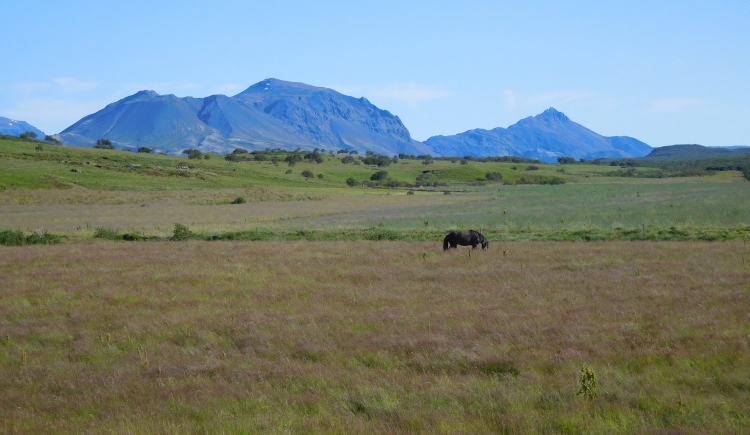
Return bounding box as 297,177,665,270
425,108,652,163
644,144,750,160
0,116,45,138
57,79,432,157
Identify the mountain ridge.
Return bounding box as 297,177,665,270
58,78,432,156
425,108,652,162
0,117,46,138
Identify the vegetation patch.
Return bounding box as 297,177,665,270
0,229,61,245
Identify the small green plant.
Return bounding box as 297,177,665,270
232,196,247,204
301,170,314,178
171,223,193,241
406,190,415,195
94,227,122,240
486,171,503,181
577,367,597,400
35,143,44,152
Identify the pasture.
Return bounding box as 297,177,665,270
2,137,750,433
1,241,749,433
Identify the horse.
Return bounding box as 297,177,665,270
443,230,489,251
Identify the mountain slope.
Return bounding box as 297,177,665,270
425,108,652,162
644,144,750,160
0,117,46,138
58,79,431,156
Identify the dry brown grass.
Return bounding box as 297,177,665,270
0,188,471,235
1,241,749,433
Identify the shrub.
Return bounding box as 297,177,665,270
94,227,122,240
0,229,26,246
577,367,597,400
172,223,193,241
35,143,44,152
122,233,145,241
422,159,434,165
370,170,388,181
406,190,415,195
1,229,61,245
137,147,153,153
24,232,60,245
285,169,293,174
526,165,539,171
44,135,61,144
301,170,315,178
94,139,115,150
341,156,355,164
183,149,202,159
346,177,358,186
486,171,503,181
232,196,247,204
316,173,324,179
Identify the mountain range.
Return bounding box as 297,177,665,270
50,78,653,160
0,117,45,138
58,79,432,156
424,108,652,162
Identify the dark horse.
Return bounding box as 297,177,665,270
443,230,489,251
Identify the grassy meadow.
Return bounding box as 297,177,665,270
1,137,750,433
2,241,750,433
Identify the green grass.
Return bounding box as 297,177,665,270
1,241,749,433
2,137,749,242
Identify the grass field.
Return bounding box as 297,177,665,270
2,241,749,433
2,137,750,433
2,138,749,242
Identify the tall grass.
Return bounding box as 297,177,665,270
1,241,748,433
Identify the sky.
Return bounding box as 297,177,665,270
1,0,748,146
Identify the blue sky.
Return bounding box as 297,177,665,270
1,0,748,146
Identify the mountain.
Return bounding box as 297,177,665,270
0,117,45,138
644,144,750,160
424,108,652,162
58,79,432,156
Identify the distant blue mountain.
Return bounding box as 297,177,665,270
425,108,652,162
58,79,432,156
0,117,45,138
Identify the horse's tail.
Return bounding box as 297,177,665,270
443,235,450,250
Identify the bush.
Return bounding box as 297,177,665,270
137,147,153,153
183,149,203,159
406,190,415,195
370,170,389,181
94,139,115,150
486,171,503,181
44,135,61,144
94,227,122,240
20,131,38,140
316,173,324,179
24,232,61,245
346,177,358,186
526,165,539,171
1,229,61,245
0,229,26,246
232,196,246,204
301,170,315,178
341,156,355,164
172,223,194,241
